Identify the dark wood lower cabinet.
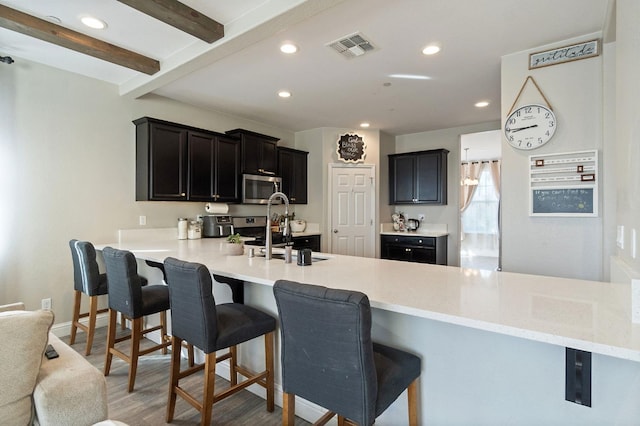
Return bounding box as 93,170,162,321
381,234,447,265
291,234,321,252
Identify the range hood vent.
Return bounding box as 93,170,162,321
327,32,376,59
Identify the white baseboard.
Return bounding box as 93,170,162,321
50,312,110,338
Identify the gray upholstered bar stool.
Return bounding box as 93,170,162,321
102,246,171,392
69,239,149,355
163,257,275,426
273,280,421,426
69,239,109,356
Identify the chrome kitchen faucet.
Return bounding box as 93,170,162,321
265,191,290,260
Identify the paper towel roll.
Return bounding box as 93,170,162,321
204,203,229,214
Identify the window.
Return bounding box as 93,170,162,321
462,165,499,235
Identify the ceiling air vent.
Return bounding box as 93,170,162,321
327,32,376,59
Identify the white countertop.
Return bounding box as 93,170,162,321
290,231,321,238
97,238,640,362
379,222,449,237
380,230,449,237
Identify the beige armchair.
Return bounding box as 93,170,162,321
0,303,108,425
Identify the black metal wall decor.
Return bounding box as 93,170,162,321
336,133,366,163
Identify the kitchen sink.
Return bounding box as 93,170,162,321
266,253,328,262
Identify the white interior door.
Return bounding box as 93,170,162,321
329,165,375,257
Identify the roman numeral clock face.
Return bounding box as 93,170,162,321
504,104,557,150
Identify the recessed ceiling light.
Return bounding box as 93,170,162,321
81,16,107,30
280,43,298,54
422,44,441,55
475,101,490,108
360,122,370,128
278,91,292,98
389,74,431,80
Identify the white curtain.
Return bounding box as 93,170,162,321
460,162,483,213
460,161,501,254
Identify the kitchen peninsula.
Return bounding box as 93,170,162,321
96,237,640,425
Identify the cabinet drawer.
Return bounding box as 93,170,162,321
381,235,435,247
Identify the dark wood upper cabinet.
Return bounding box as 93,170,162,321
226,129,279,176
278,147,308,204
389,149,449,205
136,118,188,201
213,136,242,202
135,117,240,202
188,132,240,202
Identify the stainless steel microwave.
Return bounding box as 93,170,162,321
242,174,282,204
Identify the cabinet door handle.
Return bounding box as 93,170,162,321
405,248,412,252
260,169,276,175
333,229,338,233
181,193,186,196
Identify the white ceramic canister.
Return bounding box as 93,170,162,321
188,220,202,239
178,218,188,240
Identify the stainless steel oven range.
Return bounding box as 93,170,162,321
232,215,287,247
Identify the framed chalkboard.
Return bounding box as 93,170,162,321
529,150,598,217
531,187,596,216
336,133,366,163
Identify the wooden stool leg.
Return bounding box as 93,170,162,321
201,352,217,426
85,295,99,355
160,311,168,355
187,343,195,367
104,309,117,376
69,290,82,345
166,336,182,423
121,312,127,330
407,378,419,426
230,345,238,386
128,317,142,392
282,392,295,426
265,331,274,412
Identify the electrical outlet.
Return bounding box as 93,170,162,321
139,215,147,226
41,298,51,310
418,214,425,221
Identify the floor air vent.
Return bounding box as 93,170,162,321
327,32,376,58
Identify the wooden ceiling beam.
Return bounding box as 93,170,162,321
116,0,224,44
0,4,160,75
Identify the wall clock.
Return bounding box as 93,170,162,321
504,103,557,150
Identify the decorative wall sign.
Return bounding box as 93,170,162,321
529,39,600,70
336,133,366,163
529,150,598,217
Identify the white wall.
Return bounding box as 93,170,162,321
0,58,294,322
295,127,383,254
500,33,605,281
394,121,501,267
613,0,640,277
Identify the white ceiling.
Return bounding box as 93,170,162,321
0,0,611,136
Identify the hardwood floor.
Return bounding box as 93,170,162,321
64,326,310,425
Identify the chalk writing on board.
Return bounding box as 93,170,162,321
336,133,366,163
532,188,594,214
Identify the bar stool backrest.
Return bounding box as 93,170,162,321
163,257,219,353
273,280,377,426
69,239,103,295
102,247,144,318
